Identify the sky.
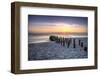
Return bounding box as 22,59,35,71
28,15,88,34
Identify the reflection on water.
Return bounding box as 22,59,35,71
28,34,87,44
28,35,50,43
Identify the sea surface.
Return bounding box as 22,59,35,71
28,33,88,60
28,37,88,60
28,33,88,44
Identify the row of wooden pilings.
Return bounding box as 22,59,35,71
49,35,87,52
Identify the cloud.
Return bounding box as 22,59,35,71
28,22,87,33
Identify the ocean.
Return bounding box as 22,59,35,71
28,33,88,44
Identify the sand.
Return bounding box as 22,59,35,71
28,38,88,61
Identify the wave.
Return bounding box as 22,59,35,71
28,34,87,44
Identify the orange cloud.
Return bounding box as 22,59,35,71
28,23,87,33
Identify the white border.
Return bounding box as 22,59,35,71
20,6,95,70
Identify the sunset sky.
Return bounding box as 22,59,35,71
28,15,88,34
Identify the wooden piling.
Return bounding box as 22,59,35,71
73,38,76,48
67,38,71,48
62,37,65,46
84,46,87,52
80,42,83,48
79,40,81,46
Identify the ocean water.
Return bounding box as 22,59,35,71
28,34,88,44
28,34,88,60
28,35,50,43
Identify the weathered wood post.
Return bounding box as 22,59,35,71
80,42,84,51
65,38,68,46
73,38,76,48
67,38,71,48
55,36,58,43
79,40,81,46
62,37,65,46
80,42,83,48
84,46,87,52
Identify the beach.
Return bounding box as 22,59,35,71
28,37,88,61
